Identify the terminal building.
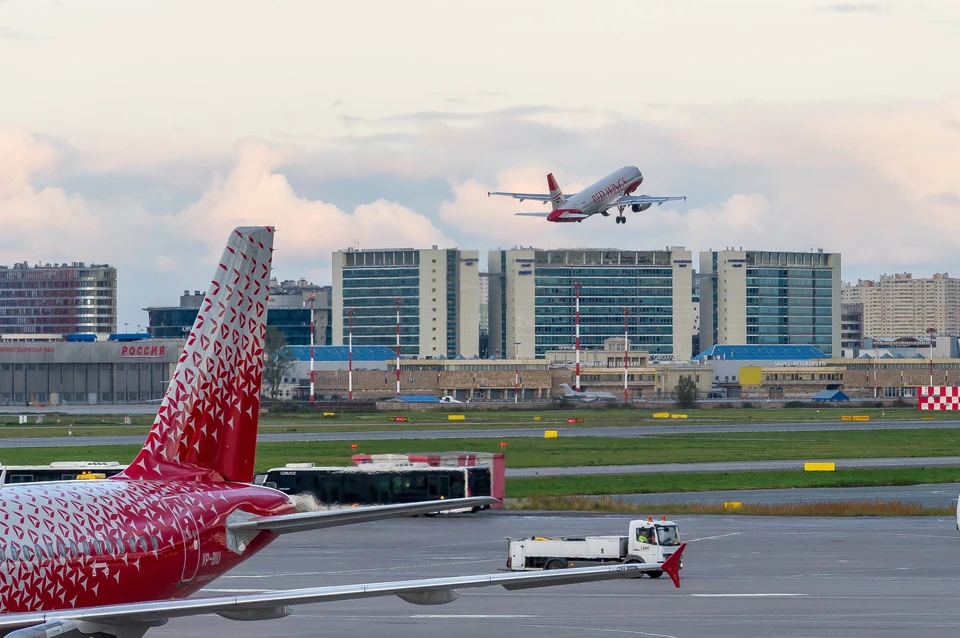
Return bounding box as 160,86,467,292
0,261,118,337
487,247,694,361
699,249,841,356
331,247,480,359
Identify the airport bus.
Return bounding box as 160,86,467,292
254,462,494,512
0,461,126,484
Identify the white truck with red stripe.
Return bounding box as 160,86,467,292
506,517,683,578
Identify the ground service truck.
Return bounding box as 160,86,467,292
506,516,683,578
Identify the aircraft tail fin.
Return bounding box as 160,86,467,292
547,173,565,210
119,226,274,483
560,383,575,396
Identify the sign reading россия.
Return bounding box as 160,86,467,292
120,344,166,358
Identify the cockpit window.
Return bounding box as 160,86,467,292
656,524,680,546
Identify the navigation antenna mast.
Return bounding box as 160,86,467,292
347,306,355,401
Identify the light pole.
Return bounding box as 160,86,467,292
572,281,582,391
394,296,401,396
347,307,355,401
929,325,935,387
623,307,630,404
308,294,316,407
514,341,521,403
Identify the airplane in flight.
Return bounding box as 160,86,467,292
0,226,685,638
488,165,685,224
559,383,618,403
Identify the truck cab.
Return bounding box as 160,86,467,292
628,517,683,575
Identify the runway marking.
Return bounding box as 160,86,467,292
690,593,806,597
685,532,742,542
523,624,678,637
202,588,278,593
411,614,539,619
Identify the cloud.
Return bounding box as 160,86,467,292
818,3,890,13
0,26,35,40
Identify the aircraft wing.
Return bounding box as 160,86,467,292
605,195,686,211
0,545,685,634
227,496,498,534
488,191,552,203
514,212,552,217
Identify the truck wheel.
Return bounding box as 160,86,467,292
647,570,664,579
544,558,567,570
623,557,645,579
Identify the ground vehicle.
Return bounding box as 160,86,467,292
507,517,683,578
0,461,125,484
255,462,494,511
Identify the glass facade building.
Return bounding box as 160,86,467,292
0,262,117,335
331,248,479,358
700,250,841,356
145,307,314,345
488,248,694,360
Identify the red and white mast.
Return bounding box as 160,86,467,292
347,306,354,401
573,281,582,391
623,307,630,404
394,296,401,396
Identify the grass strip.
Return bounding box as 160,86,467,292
509,495,954,517
506,467,960,497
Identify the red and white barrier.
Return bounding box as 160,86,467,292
918,386,960,410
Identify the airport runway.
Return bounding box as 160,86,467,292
613,483,960,508
507,456,960,477
2,419,960,448
141,512,960,638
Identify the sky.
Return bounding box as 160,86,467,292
2,0,960,329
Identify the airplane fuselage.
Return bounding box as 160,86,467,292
548,165,643,223
0,478,293,614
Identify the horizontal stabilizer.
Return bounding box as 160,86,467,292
227,497,499,534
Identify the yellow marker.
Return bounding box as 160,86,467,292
804,462,836,471
671,414,688,419
653,412,670,418
841,415,853,421
724,501,743,510
544,430,558,439
533,416,543,421
322,412,336,417
853,415,870,421
448,414,466,421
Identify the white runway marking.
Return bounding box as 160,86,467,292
523,624,678,637
202,588,278,593
691,593,806,597
411,614,539,619
685,532,742,542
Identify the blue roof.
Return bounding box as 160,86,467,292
394,395,441,403
285,345,397,362
812,389,849,401
693,345,829,361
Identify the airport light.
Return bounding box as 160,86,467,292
309,294,316,407
572,281,582,391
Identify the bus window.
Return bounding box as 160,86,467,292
468,468,492,497
9,474,32,484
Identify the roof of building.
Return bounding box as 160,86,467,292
812,389,850,401
284,345,397,362
693,345,830,361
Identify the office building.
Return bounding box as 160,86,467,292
699,249,841,356
0,261,117,336
331,247,480,358
842,272,960,338
487,247,694,360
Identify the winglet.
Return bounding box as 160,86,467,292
662,543,686,588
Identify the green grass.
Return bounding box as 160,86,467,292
506,467,960,497
5,428,960,469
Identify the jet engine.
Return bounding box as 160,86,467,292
631,203,652,213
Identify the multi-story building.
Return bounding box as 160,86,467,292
0,261,117,336
488,247,694,360
842,272,960,338
331,247,480,358
699,249,841,356
841,302,864,355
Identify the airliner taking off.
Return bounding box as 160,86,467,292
488,165,685,224
0,226,685,638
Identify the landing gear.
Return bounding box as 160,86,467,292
615,215,626,224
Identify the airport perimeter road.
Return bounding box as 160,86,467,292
613,483,960,508
507,456,960,477
143,512,960,638
4,419,960,448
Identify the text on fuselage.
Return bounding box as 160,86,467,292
591,177,629,204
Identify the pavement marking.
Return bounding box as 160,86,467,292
411,614,539,619
685,532,742,542
201,588,278,593
690,593,806,597
522,624,678,637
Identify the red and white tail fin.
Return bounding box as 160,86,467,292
120,226,274,483
547,173,566,210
